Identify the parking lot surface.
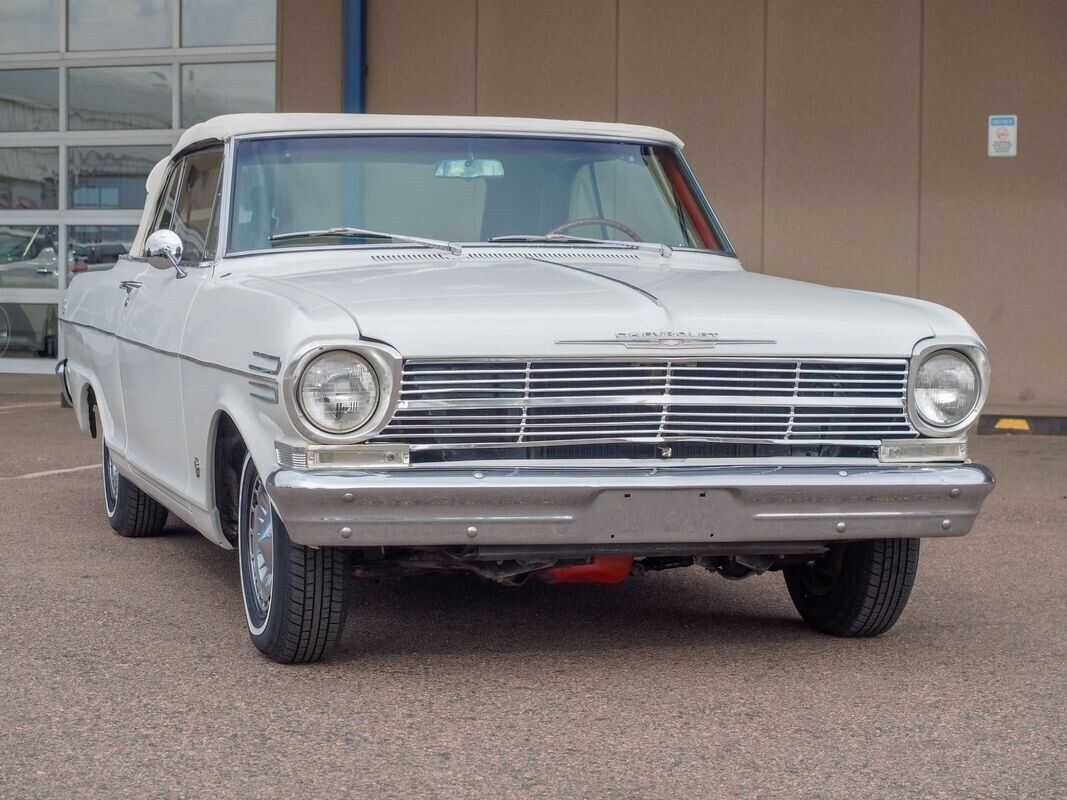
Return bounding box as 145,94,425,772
0,391,1064,799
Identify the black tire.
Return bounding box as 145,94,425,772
102,438,168,538
237,454,348,663
784,538,920,637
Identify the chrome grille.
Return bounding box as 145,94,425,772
375,358,917,450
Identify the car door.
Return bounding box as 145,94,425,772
117,148,223,504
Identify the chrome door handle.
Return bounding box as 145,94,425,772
119,280,143,293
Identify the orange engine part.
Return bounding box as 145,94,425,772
547,556,634,584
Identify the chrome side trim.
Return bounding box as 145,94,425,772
59,317,278,384
249,380,279,404
249,351,282,375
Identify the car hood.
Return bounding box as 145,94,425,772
246,249,974,358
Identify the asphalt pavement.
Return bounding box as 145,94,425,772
0,389,1063,799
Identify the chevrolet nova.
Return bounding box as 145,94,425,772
58,114,995,662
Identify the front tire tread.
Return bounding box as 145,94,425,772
785,538,920,637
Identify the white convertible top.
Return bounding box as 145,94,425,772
135,113,684,251
176,112,683,152
148,113,682,192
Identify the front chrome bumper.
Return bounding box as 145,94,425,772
266,463,995,548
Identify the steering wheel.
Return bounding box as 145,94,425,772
548,217,643,241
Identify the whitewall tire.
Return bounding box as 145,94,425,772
237,454,349,663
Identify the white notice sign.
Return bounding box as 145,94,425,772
988,115,1017,157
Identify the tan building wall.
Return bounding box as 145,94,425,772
276,0,344,112
279,0,1067,416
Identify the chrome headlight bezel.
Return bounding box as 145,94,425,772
907,340,990,437
298,351,379,434
282,341,401,444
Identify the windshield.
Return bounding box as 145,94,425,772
227,135,728,254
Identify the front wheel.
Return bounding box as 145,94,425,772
784,538,920,637
238,454,349,663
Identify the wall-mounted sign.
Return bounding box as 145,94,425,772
988,115,1017,157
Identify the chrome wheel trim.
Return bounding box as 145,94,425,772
0,307,9,357
245,475,275,619
103,442,119,516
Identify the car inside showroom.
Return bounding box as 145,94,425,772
0,0,275,368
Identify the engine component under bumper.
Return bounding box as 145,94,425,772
266,463,995,548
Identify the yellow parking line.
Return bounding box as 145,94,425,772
993,417,1031,432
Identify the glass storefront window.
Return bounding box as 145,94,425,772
68,66,172,131
68,0,174,52
0,3,274,373
0,148,59,210
0,0,60,55
0,302,58,359
182,0,276,47
181,61,274,127
0,226,60,289
68,145,170,209
68,225,138,278
0,70,60,132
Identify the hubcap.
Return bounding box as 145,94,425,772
106,453,120,502
103,444,120,512
246,477,274,617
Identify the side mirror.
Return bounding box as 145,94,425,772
145,229,187,278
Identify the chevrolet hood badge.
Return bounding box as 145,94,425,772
556,332,777,349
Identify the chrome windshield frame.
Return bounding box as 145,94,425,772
218,130,738,261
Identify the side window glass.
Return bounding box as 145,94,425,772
172,149,223,264
151,162,182,236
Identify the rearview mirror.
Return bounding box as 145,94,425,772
434,158,504,179
145,229,187,278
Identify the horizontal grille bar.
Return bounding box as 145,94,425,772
376,358,917,453
398,394,906,410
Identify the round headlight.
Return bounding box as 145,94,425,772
913,351,980,428
298,351,379,434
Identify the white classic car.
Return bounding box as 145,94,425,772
59,113,995,663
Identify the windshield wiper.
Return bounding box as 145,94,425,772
269,226,462,255
488,233,672,258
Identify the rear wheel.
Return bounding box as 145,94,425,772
238,454,349,663
102,438,168,537
784,538,920,637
